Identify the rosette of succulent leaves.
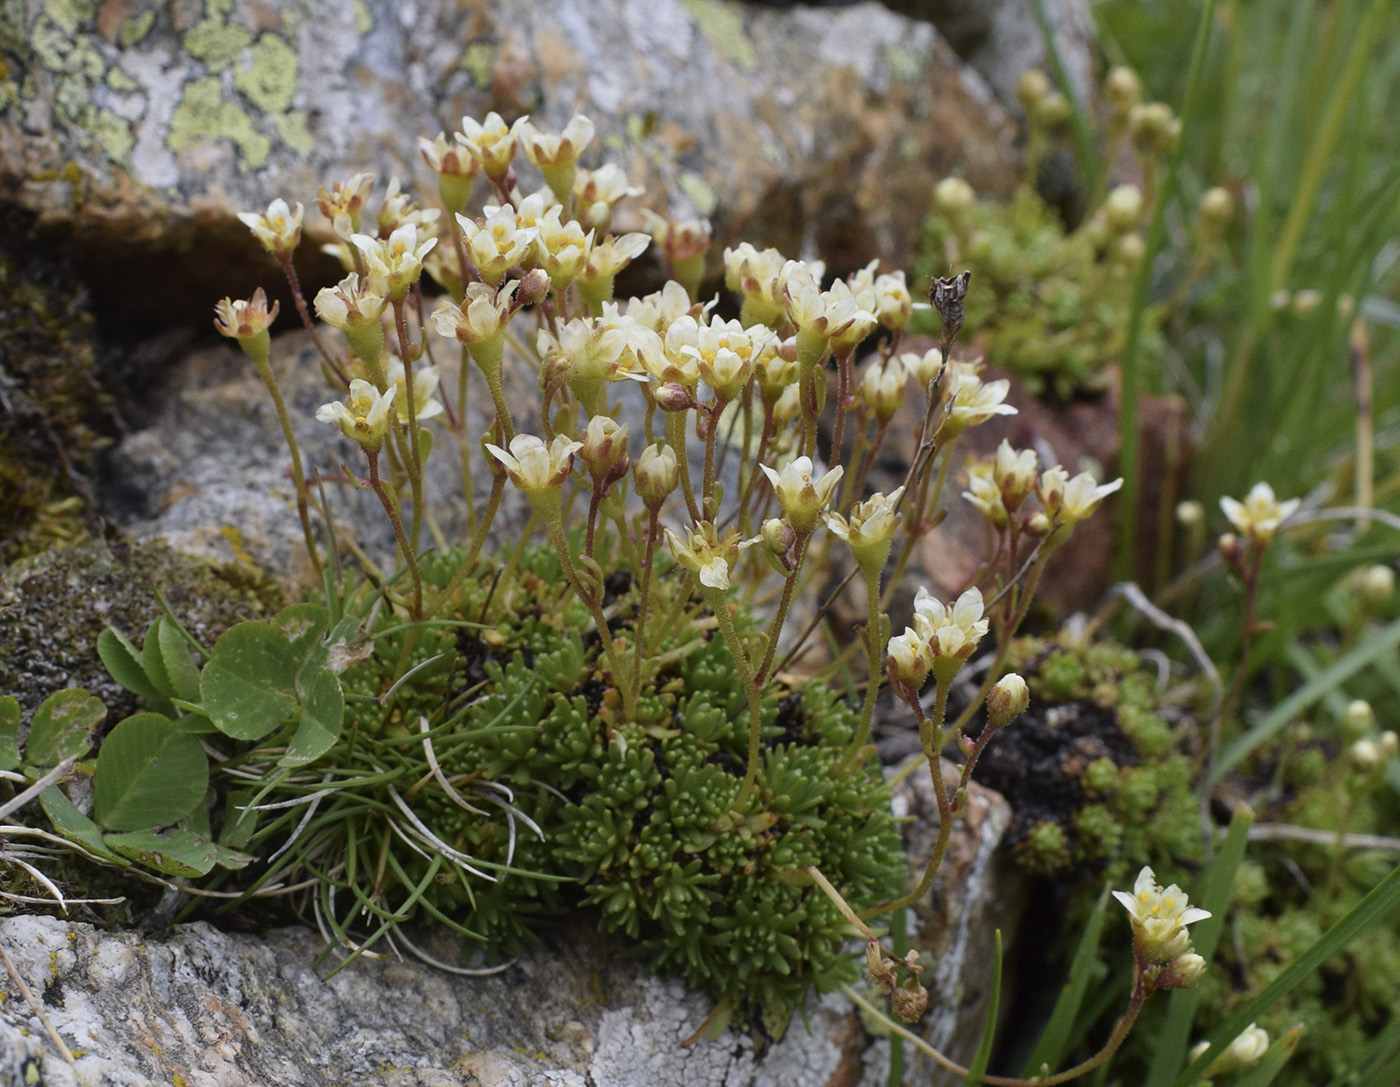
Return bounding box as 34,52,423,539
8,110,1125,1045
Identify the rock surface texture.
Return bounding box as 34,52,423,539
0,0,1052,324
0,766,1014,1087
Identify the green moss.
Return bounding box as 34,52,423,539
233,34,298,114
105,66,137,93
167,75,271,169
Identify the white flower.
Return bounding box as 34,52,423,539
515,114,595,168
315,273,386,331
456,111,520,179
760,456,844,532
993,440,1038,511
942,362,1016,436
1059,472,1123,522
237,198,303,257
912,586,989,662
317,172,375,241
900,347,945,389
1190,1023,1270,1074
384,360,445,424
485,433,581,493
583,232,651,281
352,224,437,301
534,205,594,288
433,280,514,345
684,317,768,401
824,488,904,569
1113,866,1210,964
886,627,932,688
315,379,396,451
1220,482,1300,545
963,464,1008,527
859,355,908,421
665,522,755,591
574,163,644,232
457,205,539,286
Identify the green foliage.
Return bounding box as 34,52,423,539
912,187,1164,398
989,632,1200,880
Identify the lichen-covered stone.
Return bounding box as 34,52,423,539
0,0,1024,325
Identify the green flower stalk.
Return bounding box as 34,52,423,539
214,290,323,579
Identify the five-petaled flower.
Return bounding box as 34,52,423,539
485,433,582,494
1113,866,1210,965
760,456,844,533
665,521,755,592
912,586,989,664
1220,482,1299,546
316,379,396,452
238,198,303,258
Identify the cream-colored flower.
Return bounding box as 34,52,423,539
384,359,444,424
515,114,594,168
574,163,644,232
352,224,437,301
754,339,800,404
456,111,520,180
213,288,279,343
664,521,754,591
760,456,844,532
1059,472,1123,522
432,280,514,346
376,176,441,237
824,488,904,569
963,461,1008,527
626,280,697,335
315,273,386,331
912,586,989,663
942,362,1017,436
1190,1024,1269,1075
316,379,396,451
901,347,945,389
485,433,582,493
859,355,908,422
684,317,768,401
582,232,651,281
886,626,933,689
1220,482,1299,546
238,198,303,258
642,209,712,265
457,204,539,286
534,205,594,289
317,172,375,241
873,270,919,331
725,243,792,327
1113,866,1210,964
994,440,1038,512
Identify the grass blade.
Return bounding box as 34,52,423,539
962,929,1002,1086
1022,886,1112,1078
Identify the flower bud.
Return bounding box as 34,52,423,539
213,288,279,367
1026,511,1052,537
761,517,796,558
1217,532,1243,565
1105,66,1143,117
987,673,1029,728
1341,699,1375,740
1156,952,1206,991
1116,232,1146,266
580,415,630,484
1017,69,1052,113
1130,102,1180,157
1291,288,1322,316
1105,184,1144,233
1348,738,1382,774
634,443,678,511
1176,499,1204,527
934,177,976,219
654,383,695,413
1381,731,1399,759
1198,186,1235,234
1033,91,1071,129
515,268,553,309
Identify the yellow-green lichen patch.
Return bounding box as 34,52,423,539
233,33,299,114
184,0,253,73
677,171,718,218
458,40,494,86
273,109,312,156
93,107,134,163
118,11,156,49
888,43,922,84
42,0,96,36
105,66,137,93
681,0,755,70
167,75,271,169
352,0,372,35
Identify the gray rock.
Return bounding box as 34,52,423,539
1,0,1019,325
